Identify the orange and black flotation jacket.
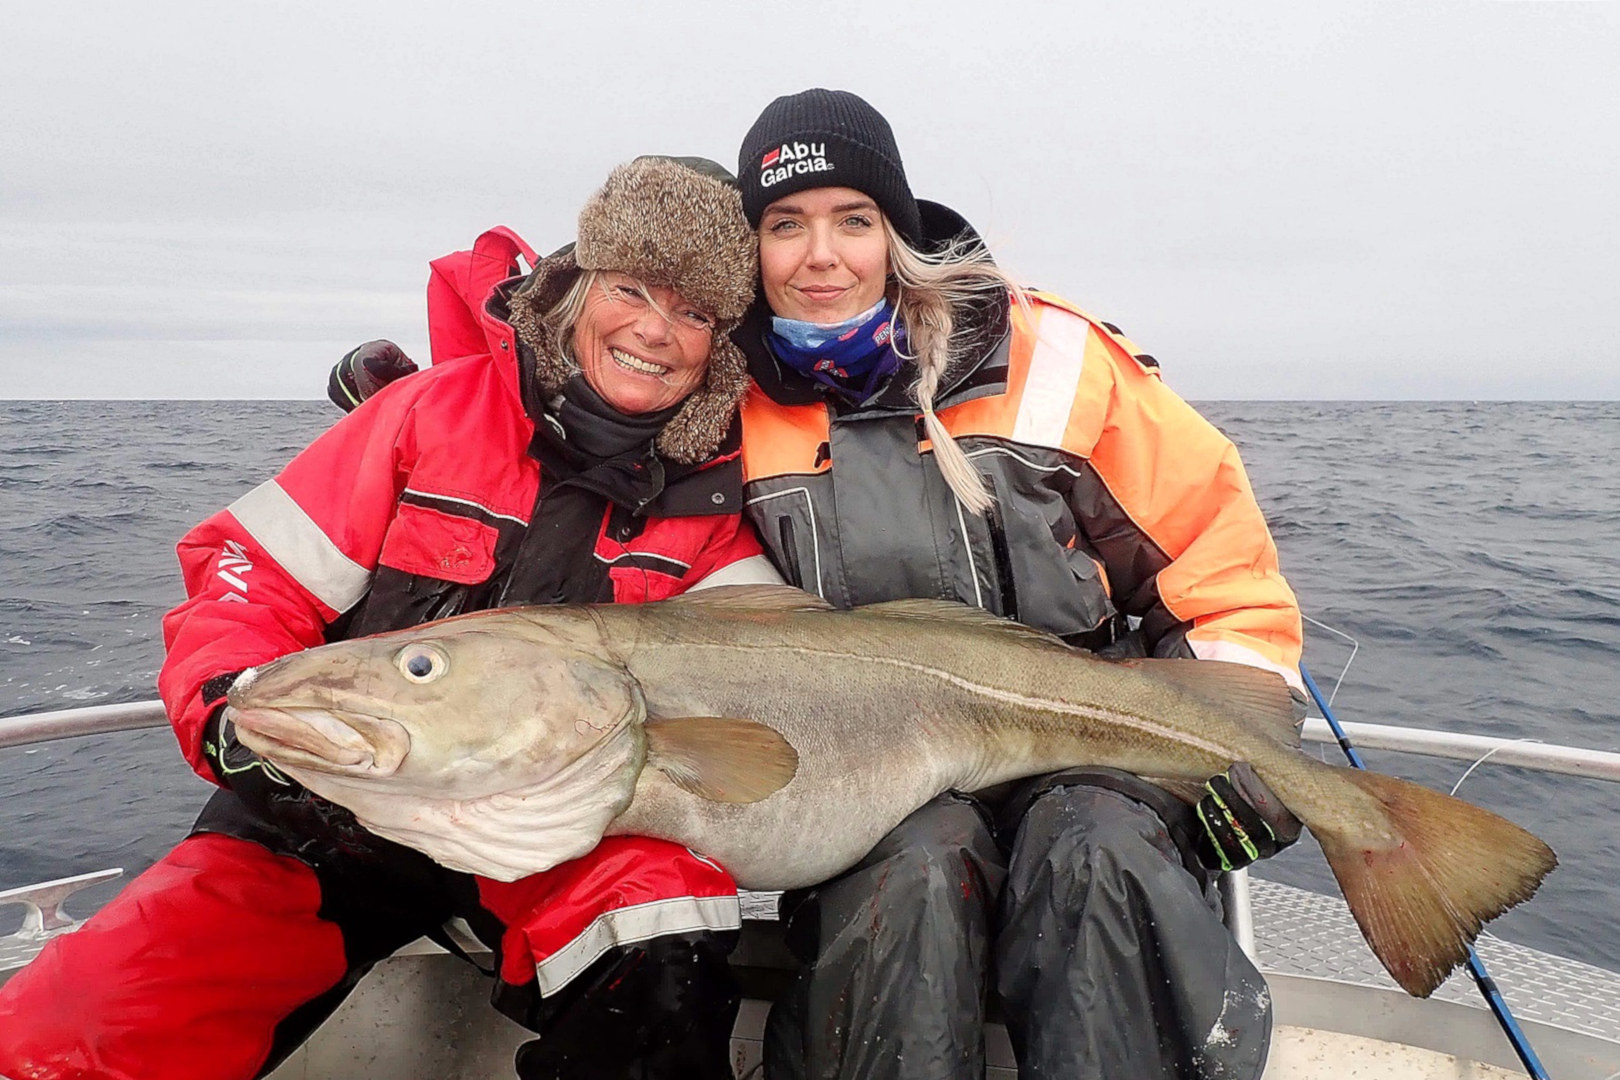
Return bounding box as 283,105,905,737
736,206,1302,688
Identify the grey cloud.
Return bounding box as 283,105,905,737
3,1,1615,400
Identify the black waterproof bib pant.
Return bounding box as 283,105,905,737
762,775,1272,1080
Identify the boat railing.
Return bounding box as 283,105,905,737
7,699,1620,778
5,698,1619,954
0,700,170,750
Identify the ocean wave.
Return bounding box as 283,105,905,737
2,399,1618,970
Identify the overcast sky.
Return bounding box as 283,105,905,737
3,2,1616,400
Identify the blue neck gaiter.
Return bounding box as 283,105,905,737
768,298,906,401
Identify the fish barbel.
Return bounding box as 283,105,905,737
227,585,1556,998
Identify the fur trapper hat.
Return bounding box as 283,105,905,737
506,156,758,465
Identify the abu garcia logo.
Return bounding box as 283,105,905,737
760,141,835,188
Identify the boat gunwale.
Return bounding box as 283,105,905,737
7,701,1620,783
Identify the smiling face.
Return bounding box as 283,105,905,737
758,187,891,324
573,271,717,414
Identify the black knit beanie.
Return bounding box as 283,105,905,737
738,88,923,244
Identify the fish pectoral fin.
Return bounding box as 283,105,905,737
644,716,799,804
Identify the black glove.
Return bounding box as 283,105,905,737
328,339,418,412
1194,762,1302,872
203,705,295,797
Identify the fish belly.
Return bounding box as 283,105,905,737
617,761,953,891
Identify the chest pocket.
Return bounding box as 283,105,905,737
378,502,500,585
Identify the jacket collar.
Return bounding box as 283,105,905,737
526,409,744,518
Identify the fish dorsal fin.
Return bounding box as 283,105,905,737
1119,658,1302,747
644,716,800,804
858,599,1073,650
667,584,834,613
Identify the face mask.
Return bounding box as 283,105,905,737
767,299,906,401
770,298,888,350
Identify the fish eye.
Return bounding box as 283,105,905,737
395,643,450,683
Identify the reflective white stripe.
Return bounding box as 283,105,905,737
1188,638,1307,694
595,551,691,572
1011,309,1090,449
686,554,786,592
743,486,826,599
534,894,742,997
227,480,372,614
964,444,1083,479
952,498,984,609
401,488,528,526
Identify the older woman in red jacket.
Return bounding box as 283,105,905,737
0,156,774,1080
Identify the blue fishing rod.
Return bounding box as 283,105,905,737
1299,661,1552,1080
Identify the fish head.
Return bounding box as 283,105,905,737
226,609,644,798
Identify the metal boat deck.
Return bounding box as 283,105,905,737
1250,878,1620,1078
5,874,1616,1078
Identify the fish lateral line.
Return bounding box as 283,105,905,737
653,640,1239,761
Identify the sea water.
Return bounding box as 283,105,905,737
2,400,1617,972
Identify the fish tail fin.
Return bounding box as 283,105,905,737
1312,768,1556,997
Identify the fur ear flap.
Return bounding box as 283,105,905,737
506,251,585,399
505,157,759,466
506,258,750,465
656,336,751,465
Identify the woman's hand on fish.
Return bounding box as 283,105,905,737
1194,762,1302,872
204,704,294,796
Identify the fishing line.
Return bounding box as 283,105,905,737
1300,613,1358,707
1300,661,1552,1080
1449,738,1546,798
1303,615,1550,801
1300,614,1358,764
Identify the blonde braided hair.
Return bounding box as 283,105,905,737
885,219,1032,516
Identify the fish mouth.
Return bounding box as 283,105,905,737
232,706,411,778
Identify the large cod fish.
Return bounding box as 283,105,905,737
228,585,1555,998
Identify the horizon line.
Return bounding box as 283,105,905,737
4,396,1618,405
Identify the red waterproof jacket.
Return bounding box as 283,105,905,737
159,227,765,780
156,229,767,997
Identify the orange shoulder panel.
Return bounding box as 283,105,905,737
740,384,832,482
938,296,1133,460
949,292,1301,676
1028,291,1160,373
